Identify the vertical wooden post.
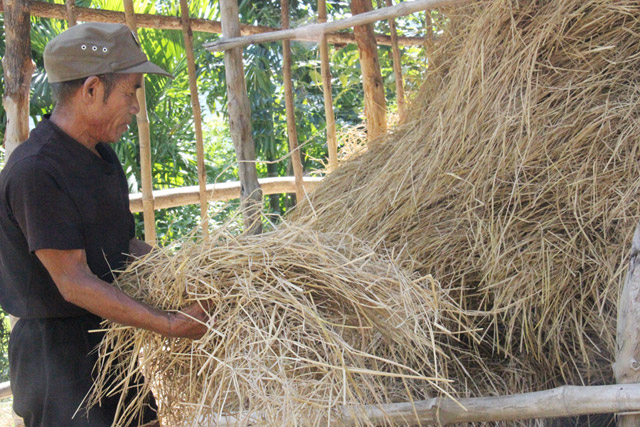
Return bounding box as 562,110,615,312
614,222,640,426
220,0,262,234
2,0,34,161
318,0,338,172
123,0,157,244
3,3,31,425
180,0,209,238
351,0,387,143
65,0,76,27
384,0,406,122
424,10,434,67
281,0,304,203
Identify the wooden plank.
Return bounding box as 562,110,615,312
0,1,426,47
204,0,471,52
385,0,406,122
123,0,157,244
220,0,262,235
281,0,305,202
128,177,323,213
2,0,34,160
352,0,387,142
179,0,209,238
614,222,640,426
318,0,338,172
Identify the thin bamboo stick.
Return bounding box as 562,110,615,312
64,0,76,27
318,0,338,172
204,0,471,52
385,0,406,122
281,0,305,202
123,0,156,244
0,1,426,47
179,0,209,239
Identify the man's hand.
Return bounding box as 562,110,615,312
167,302,210,340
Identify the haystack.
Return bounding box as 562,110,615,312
90,224,469,426
294,0,640,397
91,0,640,424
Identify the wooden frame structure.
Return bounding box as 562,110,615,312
4,0,640,425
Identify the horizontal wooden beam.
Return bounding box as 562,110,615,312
0,381,10,399
0,1,425,47
210,384,640,426
205,0,471,52
128,176,322,213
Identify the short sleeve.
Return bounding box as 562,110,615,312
6,156,84,252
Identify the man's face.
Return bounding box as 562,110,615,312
90,73,142,143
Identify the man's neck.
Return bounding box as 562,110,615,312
49,107,101,156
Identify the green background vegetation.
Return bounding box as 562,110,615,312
0,0,443,383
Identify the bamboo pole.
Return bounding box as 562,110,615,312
318,0,338,172
424,9,434,66
123,0,156,244
128,176,323,213
352,0,387,142
0,1,425,48
614,222,640,426
179,0,209,238
220,0,262,235
209,384,640,426
2,0,34,161
281,0,305,203
64,0,75,26
205,0,470,52
385,0,406,122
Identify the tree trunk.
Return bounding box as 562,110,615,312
220,0,262,235
351,0,387,143
614,221,640,426
2,0,34,161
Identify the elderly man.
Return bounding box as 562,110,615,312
0,23,208,426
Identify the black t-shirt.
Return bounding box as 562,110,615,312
0,117,135,318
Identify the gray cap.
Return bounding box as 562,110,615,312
44,22,172,83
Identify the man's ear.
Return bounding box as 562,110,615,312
81,76,102,104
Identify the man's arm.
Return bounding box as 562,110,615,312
36,248,208,339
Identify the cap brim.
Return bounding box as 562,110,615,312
117,60,173,79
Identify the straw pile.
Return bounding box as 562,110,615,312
90,224,469,426
293,0,640,398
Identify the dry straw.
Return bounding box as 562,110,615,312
294,0,640,402
90,224,470,426
92,0,640,424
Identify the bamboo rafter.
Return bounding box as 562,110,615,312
0,0,425,48
204,0,472,52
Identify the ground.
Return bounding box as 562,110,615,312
0,398,13,426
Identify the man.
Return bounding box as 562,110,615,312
0,23,208,426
